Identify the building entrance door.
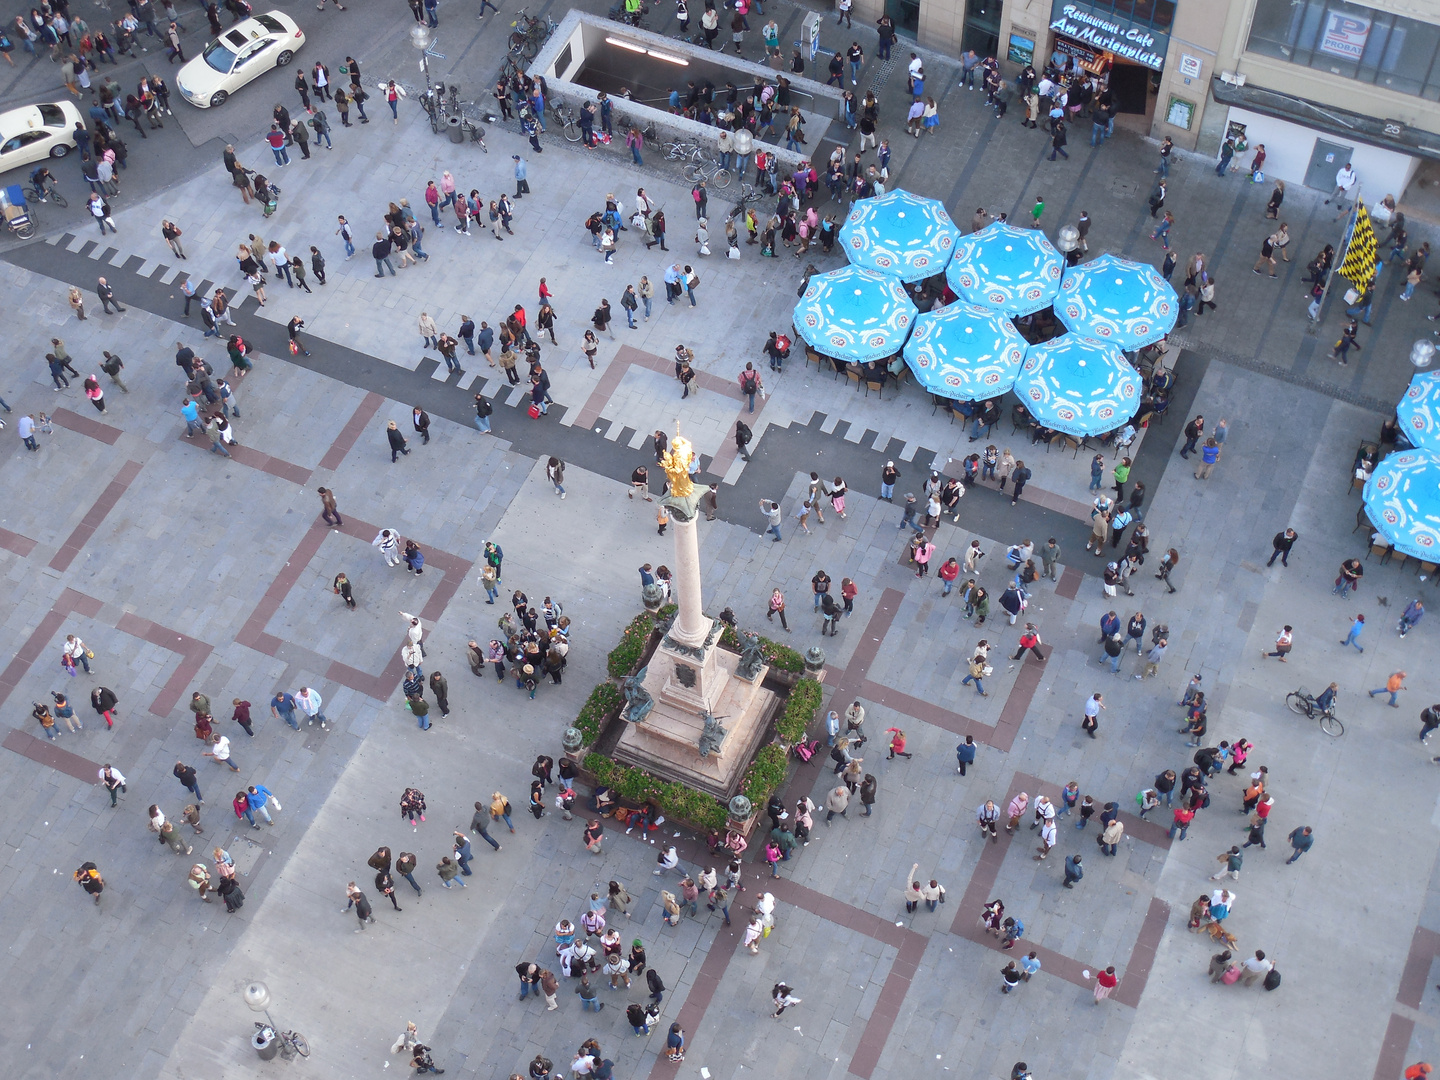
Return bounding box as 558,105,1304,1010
1304,138,1355,191
886,0,919,39
960,0,1000,57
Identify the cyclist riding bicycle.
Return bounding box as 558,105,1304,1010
29,166,58,200
1314,682,1338,715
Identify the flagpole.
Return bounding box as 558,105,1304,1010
1307,185,1360,338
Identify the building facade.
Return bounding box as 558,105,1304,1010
1206,0,1440,198
855,0,1440,196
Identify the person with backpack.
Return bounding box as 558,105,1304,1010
739,361,763,410
762,332,788,374
734,420,752,462
75,862,104,904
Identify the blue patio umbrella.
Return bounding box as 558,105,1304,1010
902,303,1028,400
945,223,1064,317
1364,448,1440,560
1396,371,1440,452
793,266,919,363
1014,335,1141,438
839,189,960,283
1054,254,1178,350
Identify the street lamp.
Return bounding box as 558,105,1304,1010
411,25,437,89
1412,339,1435,369
244,980,281,1058
244,980,277,1031
1055,224,1081,266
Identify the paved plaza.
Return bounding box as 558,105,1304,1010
0,1,1437,1079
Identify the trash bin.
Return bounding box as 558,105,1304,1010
447,116,464,143
252,1030,280,1060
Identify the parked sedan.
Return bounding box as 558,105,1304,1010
0,102,84,177
176,10,305,108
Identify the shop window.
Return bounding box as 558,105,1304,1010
1374,19,1440,96
1245,0,1440,100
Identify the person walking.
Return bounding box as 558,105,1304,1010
344,881,376,928
1329,318,1361,365
75,862,105,904
1081,693,1103,738
1092,966,1118,1003
203,734,240,772
96,277,125,313
1420,705,1440,754
1285,825,1314,864
1169,804,1195,841
1368,670,1406,707
1210,846,1242,881
98,763,127,806
385,420,409,462
174,759,203,803
1340,613,1366,653
760,499,784,542
1063,853,1083,888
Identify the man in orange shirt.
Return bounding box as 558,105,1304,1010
1369,671,1407,708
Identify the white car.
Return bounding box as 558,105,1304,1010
0,102,84,177
176,10,305,109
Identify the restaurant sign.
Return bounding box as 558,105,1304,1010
1049,0,1170,71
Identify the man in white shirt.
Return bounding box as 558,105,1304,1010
372,528,401,567
1326,163,1357,210
1240,950,1273,986
1030,795,1056,830
400,612,425,652
295,687,328,728
204,735,241,772
98,763,127,806
64,634,92,674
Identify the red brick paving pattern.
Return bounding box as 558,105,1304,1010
318,392,385,472
0,587,210,719
233,517,472,701
48,459,143,572
571,345,764,477
0,527,38,558
1372,926,1440,1080
951,772,1172,1006
51,407,123,446
2,728,103,784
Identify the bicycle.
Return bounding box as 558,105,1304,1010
683,157,731,188
1285,688,1344,737
23,184,67,208
732,188,766,214
419,87,445,133
508,7,556,57
255,1022,310,1058
664,140,703,162
461,109,489,151
549,97,582,142
3,206,35,239
499,53,524,84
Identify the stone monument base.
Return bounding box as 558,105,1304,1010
612,644,778,800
